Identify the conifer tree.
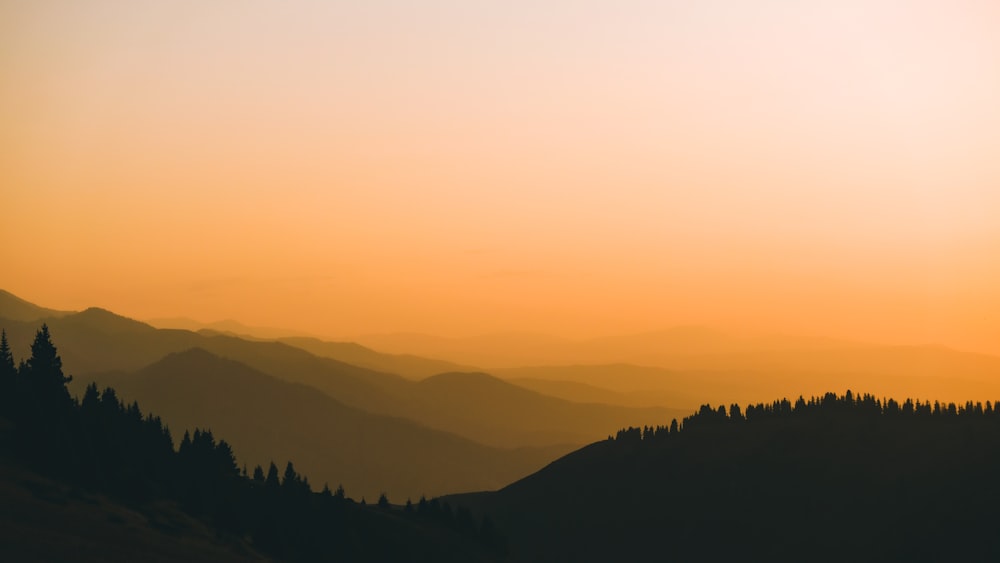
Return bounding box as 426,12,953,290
283,461,299,488
22,324,71,401
0,329,15,382
265,461,281,488
0,329,16,415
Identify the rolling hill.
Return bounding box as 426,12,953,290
86,348,570,501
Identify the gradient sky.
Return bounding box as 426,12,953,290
2,0,999,353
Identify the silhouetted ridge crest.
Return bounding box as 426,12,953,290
149,347,242,371
419,371,505,385
68,307,155,333
611,390,999,443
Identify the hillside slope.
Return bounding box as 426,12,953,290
0,458,267,563
449,393,1000,562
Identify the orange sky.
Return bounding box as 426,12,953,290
2,0,999,353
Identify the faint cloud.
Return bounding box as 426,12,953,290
186,276,250,293
479,269,549,280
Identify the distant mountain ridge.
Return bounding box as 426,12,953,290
89,348,568,500
0,291,681,449
0,291,683,500
352,327,865,368
146,316,316,340
278,336,477,380
4,289,1000,414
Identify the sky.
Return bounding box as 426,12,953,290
2,0,999,353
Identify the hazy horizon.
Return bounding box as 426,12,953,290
4,1,999,355
5,289,993,359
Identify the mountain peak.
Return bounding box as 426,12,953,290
68,308,155,333
140,347,267,383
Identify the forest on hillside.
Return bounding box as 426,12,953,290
0,326,505,562
453,391,1000,562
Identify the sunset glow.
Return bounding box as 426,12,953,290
3,0,999,353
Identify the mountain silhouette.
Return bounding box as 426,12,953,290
0,291,679,450
146,316,315,340
0,289,70,322
86,348,571,500
406,371,685,447
506,377,640,407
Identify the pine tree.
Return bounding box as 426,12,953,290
265,461,280,489
0,329,16,415
22,324,71,399
0,329,15,381
282,461,299,490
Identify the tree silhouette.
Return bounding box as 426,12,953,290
21,324,72,406
0,329,14,381
283,461,299,486
265,461,281,489
0,329,16,414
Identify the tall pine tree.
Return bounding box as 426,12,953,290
0,329,16,416
0,329,14,379
22,324,72,399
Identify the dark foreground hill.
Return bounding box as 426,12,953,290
449,393,1000,562
0,455,267,562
